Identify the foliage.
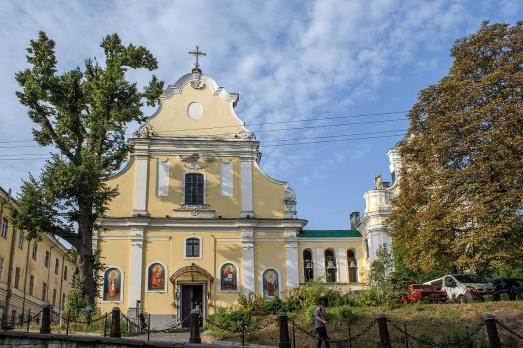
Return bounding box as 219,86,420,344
366,245,411,307
12,31,163,308
389,21,523,275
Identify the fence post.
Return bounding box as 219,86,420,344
110,307,121,338
292,320,296,348
40,305,51,334
103,312,108,337
484,314,501,348
26,309,31,333
348,321,352,348
377,313,391,348
404,322,409,348
189,311,201,344
147,313,151,341
279,312,291,348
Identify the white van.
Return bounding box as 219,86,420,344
424,274,494,303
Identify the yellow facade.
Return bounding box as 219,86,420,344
97,68,369,328
0,187,74,326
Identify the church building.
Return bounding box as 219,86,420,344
96,53,395,328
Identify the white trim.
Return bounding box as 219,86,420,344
94,236,171,241
97,217,307,229
184,236,203,260
100,265,125,304
337,248,348,283
285,243,299,289
145,261,169,293
217,261,240,293
182,171,207,205
128,237,144,308
297,237,362,242
261,268,281,298
315,248,324,279
241,240,255,295
220,160,233,197
133,156,149,216
156,158,169,197
240,160,254,218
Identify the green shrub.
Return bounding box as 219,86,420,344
334,305,356,323
355,289,381,307
484,294,494,302
499,293,510,301
305,305,316,325
414,301,425,311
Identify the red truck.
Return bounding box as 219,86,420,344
402,284,447,304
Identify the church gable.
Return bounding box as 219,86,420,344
103,66,296,220
141,72,248,139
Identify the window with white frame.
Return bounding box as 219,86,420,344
185,237,200,258
0,257,4,281
17,231,24,249
184,173,204,205
1,217,8,238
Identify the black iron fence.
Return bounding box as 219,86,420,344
0,306,521,348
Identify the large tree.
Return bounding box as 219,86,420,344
390,22,523,276
13,32,163,309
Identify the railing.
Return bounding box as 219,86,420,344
0,306,521,348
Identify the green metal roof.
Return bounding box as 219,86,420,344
298,230,362,238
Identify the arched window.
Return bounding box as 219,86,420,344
220,263,238,291
347,249,358,283
303,249,313,282
186,237,200,258
263,269,279,298
103,267,123,301
147,262,166,291
324,249,337,283
184,173,204,205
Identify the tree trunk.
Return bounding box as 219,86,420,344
76,209,96,315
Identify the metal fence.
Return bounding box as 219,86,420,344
0,305,521,348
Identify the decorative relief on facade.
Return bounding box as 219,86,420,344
284,186,297,218
236,129,256,140
178,154,215,171
190,74,206,89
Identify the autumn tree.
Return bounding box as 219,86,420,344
390,22,523,276
13,32,163,310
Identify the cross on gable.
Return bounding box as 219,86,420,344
188,45,207,73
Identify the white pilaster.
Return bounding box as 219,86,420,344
241,229,255,294
156,159,169,197
133,140,150,216
285,242,299,289
337,248,348,283
240,160,254,218
128,228,144,310
315,248,324,280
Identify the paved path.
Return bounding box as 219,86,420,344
128,331,275,347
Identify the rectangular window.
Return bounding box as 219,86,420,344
29,275,34,296
54,258,59,274
62,293,66,309
0,257,4,281
44,251,49,268
42,283,47,302
52,289,57,306
1,217,8,238
17,231,24,249
14,267,20,289
10,310,16,325
185,238,200,258
220,160,233,196
156,159,169,197
184,173,204,205
32,243,38,260
64,266,68,280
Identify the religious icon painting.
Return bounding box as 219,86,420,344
148,263,166,291
263,269,279,298
103,267,122,301
220,263,237,291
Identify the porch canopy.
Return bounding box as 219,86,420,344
170,264,214,284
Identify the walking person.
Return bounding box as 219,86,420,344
314,301,330,348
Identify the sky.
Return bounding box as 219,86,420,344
0,0,520,229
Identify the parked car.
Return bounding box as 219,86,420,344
490,278,523,301
424,274,494,303
401,284,447,304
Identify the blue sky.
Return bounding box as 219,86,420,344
0,0,520,229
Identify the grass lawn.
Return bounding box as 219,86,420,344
205,301,523,347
